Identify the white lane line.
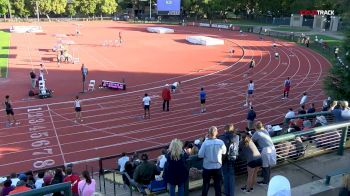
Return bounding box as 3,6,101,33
47,104,66,164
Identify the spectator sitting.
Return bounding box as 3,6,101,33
118,152,130,172
287,121,301,133
35,171,45,189
131,152,141,169
10,173,19,187
51,168,64,196
315,116,327,126
285,108,295,123
156,149,168,171
329,101,344,122
307,103,316,114
133,153,160,186
63,168,80,196
302,120,312,131
2,179,14,195
43,174,53,187
24,171,35,189
9,179,31,194
122,161,135,186
298,105,307,115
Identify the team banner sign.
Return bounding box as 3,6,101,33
157,0,181,15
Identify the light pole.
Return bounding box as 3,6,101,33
149,0,152,19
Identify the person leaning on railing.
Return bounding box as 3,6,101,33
252,121,277,186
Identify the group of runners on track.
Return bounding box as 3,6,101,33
4,40,293,126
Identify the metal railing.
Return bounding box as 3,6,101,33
11,182,72,196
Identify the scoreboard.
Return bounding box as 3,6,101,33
157,0,181,15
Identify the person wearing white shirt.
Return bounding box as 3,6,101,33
284,108,295,124
10,173,20,187
245,80,254,107
35,171,45,189
198,126,227,196
74,96,83,123
142,93,151,119
300,92,308,106
171,81,181,93
117,152,129,172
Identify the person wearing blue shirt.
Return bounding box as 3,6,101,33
199,88,206,113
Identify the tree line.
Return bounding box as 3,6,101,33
0,0,348,19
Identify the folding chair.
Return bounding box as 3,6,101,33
88,80,96,91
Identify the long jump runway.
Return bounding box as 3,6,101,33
0,24,330,175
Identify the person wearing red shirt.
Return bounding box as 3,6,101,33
63,168,80,196
162,85,171,111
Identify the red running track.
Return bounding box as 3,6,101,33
0,22,330,175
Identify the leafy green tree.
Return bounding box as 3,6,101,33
79,0,100,16
11,0,31,17
51,0,66,15
98,0,117,15
324,0,350,100
66,0,79,17
0,0,8,18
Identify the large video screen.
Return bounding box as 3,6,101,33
157,0,181,15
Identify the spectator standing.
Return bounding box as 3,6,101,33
30,70,36,89
142,93,151,119
218,124,239,196
35,171,45,189
163,139,189,196
2,179,14,195
300,92,308,106
239,132,262,193
161,85,171,111
74,96,83,123
329,101,344,122
282,77,291,99
199,88,207,113
247,106,257,130
117,152,130,172
78,170,96,196
133,153,160,186
340,101,350,121
4,96,19,126
322,97,332,111
252,122,276,185
63,168,80,196
198,126,227,196
131,152,141,168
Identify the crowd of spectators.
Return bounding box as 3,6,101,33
0,168,97,196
